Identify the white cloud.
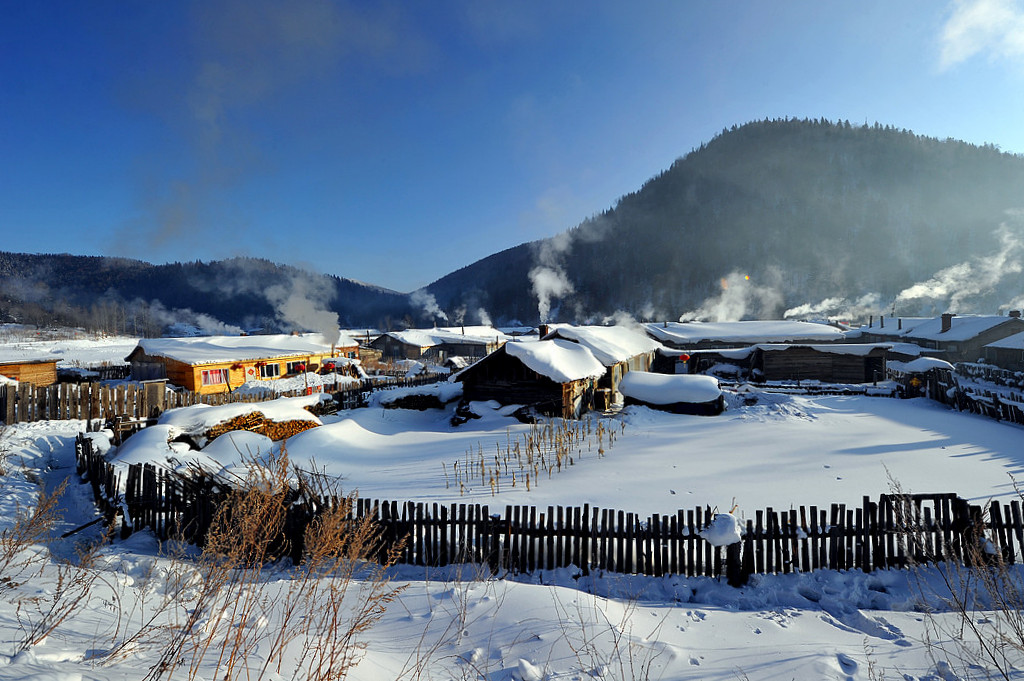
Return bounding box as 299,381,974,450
940,0,1024,69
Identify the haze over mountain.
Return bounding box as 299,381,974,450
426,118,1024,325
4,118,1024,334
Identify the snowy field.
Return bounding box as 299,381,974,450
2,387,1024,680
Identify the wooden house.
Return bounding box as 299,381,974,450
0,357,58,387
983,331,1024,371
542,325,659,401
370,326,508,363
455,339,605,419
750,344,889,383
125,333,359,394
900,313,1024,363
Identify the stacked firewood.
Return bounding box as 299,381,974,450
206,411,319,442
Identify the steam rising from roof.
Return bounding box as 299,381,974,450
679,270,784,322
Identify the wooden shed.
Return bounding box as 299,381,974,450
751,344,889,383
0,358,58,387
456,339,604,419
125,333,359,395
371,326,507,362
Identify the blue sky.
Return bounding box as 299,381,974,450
3,0,1024,292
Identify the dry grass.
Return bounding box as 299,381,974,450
135,447,404,681
445,415,625,496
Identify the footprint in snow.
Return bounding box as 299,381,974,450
836,652,858,674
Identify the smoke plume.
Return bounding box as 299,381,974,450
894,223,1024,313
266,274,340,346
409,289,448,324
783,293,887,321
529,231,574,323
679,271,784,322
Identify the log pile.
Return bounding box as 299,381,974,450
205,411,320,442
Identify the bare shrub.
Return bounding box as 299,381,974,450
140,448,403,681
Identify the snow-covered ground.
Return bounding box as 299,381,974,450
1,385,1023,680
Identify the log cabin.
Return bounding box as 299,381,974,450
456,339,605,419
542,324,659,402
126,333,359,394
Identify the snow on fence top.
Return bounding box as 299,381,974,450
619,371,722,405
645,320,845,346
134,333,356,365
545,324,660,366
505,339,606,383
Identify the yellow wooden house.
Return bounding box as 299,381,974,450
126,333,360,394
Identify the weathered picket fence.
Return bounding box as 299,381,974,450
75,434,1021,584
1,373,445,426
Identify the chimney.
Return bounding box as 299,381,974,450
941,313,955,333
880,315,884,328
538,324,550,338
1010,310,1022,319
898,318,902,330
869,315,873,328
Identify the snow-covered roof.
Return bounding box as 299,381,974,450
985,331,1024,350
900,315,1022,342
852,317,931,338
545,325,660,366
619,371,722,405
887,357,955,373
132,333,356,366
755,343,890,356
384,326,509,348
646,321,845,346
0,352,57,365
504,339,606,383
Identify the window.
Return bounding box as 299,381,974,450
286,361,307,374
259,363,281,379
201,369,228,386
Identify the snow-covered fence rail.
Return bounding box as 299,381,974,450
1,373,446,425
73,434,1021,585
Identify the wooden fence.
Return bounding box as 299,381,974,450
1,373,446,426
75,434,1022,584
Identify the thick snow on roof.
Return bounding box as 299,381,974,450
546,325,660,366
902,315,1021,342
385,326,509,348
986,331,1024,350
135,333,355,365
619,371,722,405
887,357,955,373
646,321,845,345
504,339,606,383
852,317,931,338
755,343,890,356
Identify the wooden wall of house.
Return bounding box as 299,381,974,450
0,361,58,387
758,349,885,383
460,350,569,415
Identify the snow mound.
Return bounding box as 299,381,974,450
619,371,722,404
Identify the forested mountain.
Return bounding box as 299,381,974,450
0,254,411,335
427,118,1024,324
5,118,1024,334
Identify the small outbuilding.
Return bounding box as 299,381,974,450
0,356,59,387
455,339,605,419
619,371,724,415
